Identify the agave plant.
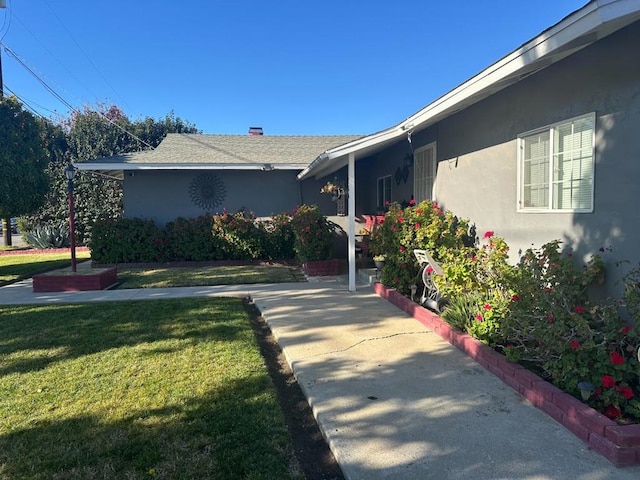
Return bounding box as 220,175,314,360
24,222,71,249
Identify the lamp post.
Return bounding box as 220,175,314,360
65,164,77,272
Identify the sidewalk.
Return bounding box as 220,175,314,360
1,276,639,479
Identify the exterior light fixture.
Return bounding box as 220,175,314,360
577,381,594,401
410,284,418,301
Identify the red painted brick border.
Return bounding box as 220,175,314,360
373,282,640,466
303,259,340,276
33,267,117,293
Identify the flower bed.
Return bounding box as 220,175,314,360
374,282,640,466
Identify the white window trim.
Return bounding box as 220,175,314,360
414,142,437,203
517,112,596,214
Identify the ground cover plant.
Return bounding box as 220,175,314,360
0,298,303,479
372,200,640,423
0,251,92,286
116,264,305,289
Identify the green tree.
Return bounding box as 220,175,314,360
21,105,199,244
0,96,49,245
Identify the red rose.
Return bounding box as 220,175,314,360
483,304,492,310
573,305,586,314
511,294,520,302
617,385,634,400
569,340,580,351
484,231,494,239
475,315,483,322
546,314,555,323
602,375,616,388
621,325,632,336
399,245,406,252
409,199,416,205
610,351,625,365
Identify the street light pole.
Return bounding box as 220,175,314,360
65,164,77,272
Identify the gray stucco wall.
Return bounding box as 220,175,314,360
435,21,640,273
355,20,640,294
123,169,304,224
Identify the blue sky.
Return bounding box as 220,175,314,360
0,1,588,135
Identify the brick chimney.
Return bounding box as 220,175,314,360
249,127,263,136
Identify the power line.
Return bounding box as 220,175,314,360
11,12,99,104
42,0,131,111
3,83,65,121
0,0,12,42
2,44,154,150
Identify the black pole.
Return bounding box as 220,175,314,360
0,43,10,247
68,177,77,272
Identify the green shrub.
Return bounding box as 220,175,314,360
258,213,295,261
89,217,167,263
370,200,473,294
290,205,334,262
165,216,224,261
211,211,265,260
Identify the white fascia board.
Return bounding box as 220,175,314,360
74,163,307,171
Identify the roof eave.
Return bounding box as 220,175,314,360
74,163,308,171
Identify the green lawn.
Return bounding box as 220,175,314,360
0,251,92,285
0,298,301,479
116,264,305,288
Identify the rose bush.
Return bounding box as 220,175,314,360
290,204,335,262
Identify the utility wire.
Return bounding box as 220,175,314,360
11,12,98,104
43,0,131,111
2,44,154,150
0,0,12,42
3,83,65,121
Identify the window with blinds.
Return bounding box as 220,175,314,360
414,143,436,203
518,113,595,213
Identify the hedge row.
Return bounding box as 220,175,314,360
89,212,295,264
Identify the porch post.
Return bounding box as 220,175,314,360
348,152,356,292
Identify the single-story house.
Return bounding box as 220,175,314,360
78,0,640,294
75,130,363,224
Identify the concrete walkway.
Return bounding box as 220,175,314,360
1,275,639,479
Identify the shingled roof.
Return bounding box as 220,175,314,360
75,133,363,172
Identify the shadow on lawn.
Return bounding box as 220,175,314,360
0,298,245,377
0,376,296,479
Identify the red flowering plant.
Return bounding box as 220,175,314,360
369,200,473,294
445,233,516,344
290,204,335,262
495,240,640,422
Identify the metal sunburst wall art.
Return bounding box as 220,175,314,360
189,173,227,211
